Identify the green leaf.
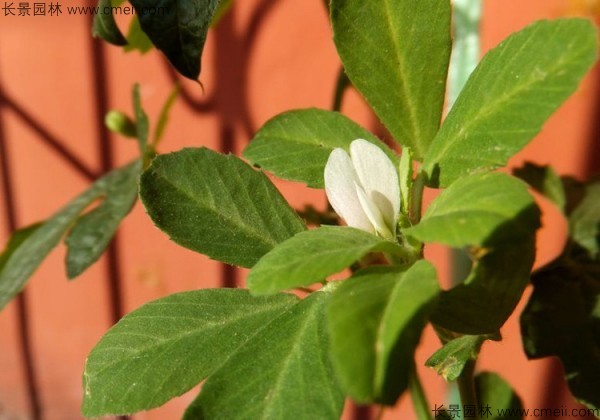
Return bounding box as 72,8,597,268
82,289,297,416
521,247,600,411
331,0,451,159
92,0,128,46
243,108,397,188
247,226,408,295
433,238,537,335
183,289,344,420
425,335,486,381
153,85,179,146
0,163,140,310
65,162,140,278
326,262,439,404
129,0,219,80
513,162,566,211
569,180,600,259
0,224,43,273
423,19,598,188
405,173,539,247
139,148,305,268
132,84,149,158
406,173,541,334
475,372,524,419
124,17,153,54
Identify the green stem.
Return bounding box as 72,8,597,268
457,360,480,419
332,67,351,112
410,172,425,226
384,247,418,266
409,365,432,420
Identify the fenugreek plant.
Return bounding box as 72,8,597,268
0,0,599,419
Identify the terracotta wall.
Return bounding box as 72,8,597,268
0,0,598,419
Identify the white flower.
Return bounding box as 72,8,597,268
324,139,400,240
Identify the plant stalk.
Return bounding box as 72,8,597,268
409,365,432,420
409,172,425,226
332,67,351,112
457,359,480,419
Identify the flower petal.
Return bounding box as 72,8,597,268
324,148,374,233
355,182,394,240
350,139,400,233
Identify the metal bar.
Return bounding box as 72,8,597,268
85,6,129,420
0,88,42,420
1,92,98,181
85,12,125,327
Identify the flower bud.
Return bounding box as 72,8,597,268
105,110,137,138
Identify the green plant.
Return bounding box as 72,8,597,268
1,1,599,419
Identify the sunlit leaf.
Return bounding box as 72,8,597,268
184,289,344,420
405,173,538,247
244,109,396,188
331,0,451,159
247,226,408,295
327,262,439,404
405,174,540,334
139,148,305,268
82,289,297,416
423,19,598,187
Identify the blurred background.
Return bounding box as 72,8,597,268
0,0,599,418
